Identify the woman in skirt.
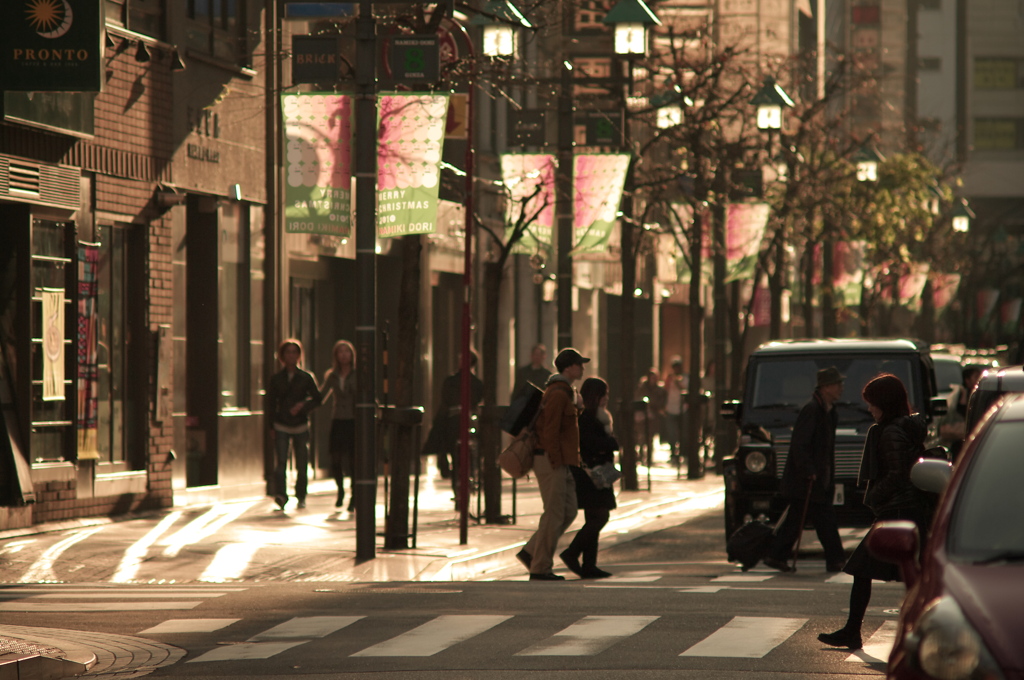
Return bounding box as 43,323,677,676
818,373,929,650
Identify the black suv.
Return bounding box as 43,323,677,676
720,338,946,538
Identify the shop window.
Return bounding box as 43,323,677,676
974,118,1024,150
29,221,75,464
219,202,251,410
94,226,128,463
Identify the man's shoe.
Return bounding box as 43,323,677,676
818,628,863,650
515,550,532,570
296,499,306,509
763,556,795,573
826,560,846,573
335,493,345,508
580,567,612,579
529,572,565,581
274,495,287,510
559,550,585,578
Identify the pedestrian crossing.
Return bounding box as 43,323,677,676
0,586,245,611
135,613,896,664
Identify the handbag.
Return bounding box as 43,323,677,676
585,461,621,489
498,433,536,479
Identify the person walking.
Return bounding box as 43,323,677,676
267,339,323,510
321,339,356,512
511,344,552,402
818,373,929,650
762,366,847,573
663,357,688,465
518,347,587,581
634,368,667,464
561,377,618,579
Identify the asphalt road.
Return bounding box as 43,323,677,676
0,511,899,679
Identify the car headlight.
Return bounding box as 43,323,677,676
913,596,1004,680
744,450,767,473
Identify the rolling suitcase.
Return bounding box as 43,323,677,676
726,520,775,571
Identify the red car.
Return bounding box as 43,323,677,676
870,392,1024,680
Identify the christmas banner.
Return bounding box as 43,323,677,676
500,154,556,255
376,93,449,238
42,288,65,401
833,240,866,306
572,154,630,255
77,243,100,459
282,93,353,236
724,203,770,283
931,273,961,313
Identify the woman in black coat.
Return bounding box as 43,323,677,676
818,373,929,650
560,377,618,579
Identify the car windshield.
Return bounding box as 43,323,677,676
749,356,922,425
933,358,962,396
947,421,1024,562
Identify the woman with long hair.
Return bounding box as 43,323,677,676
321,340,356,512
266,339,322,510
818,373,929,650
561,376,619,579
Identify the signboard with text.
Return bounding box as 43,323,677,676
0,0,103,92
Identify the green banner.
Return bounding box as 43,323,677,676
282,93,353,236
376,93,450,238
0,0,103,92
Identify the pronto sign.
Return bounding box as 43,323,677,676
1,0,103,92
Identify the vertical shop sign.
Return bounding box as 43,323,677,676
282,93,353,236
42,288,65,401
0,0,103,92
376,93,449,238
571,154,630,255
77,242,99,458
500,154,556,255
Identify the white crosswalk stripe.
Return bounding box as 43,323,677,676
846,619,897,663
516,616,660,656
679,616,807,658
0,586,245,612
188,616,363,662
352,615,512,657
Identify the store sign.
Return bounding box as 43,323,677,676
0,0,103,92
292,35,341,84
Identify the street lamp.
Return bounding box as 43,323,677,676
751,76,794,132
952,198,974,233
470,0,530,58
652,86,686,129
603,0,662,56
854,144,884,183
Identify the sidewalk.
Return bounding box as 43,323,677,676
0,458,725,679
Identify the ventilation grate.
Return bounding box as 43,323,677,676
8,162,41,196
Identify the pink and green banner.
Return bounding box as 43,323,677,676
376,93,450,238
572,154,630,255
281,93,353,236
724,203,769,283
833,240,866,306
500,154,556,255
931,273,961,313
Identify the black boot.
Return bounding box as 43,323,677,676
817,626,862,650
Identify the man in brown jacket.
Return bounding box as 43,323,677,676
518,347,587,580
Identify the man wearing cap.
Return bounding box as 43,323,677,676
763,366,847,573
518,347,588,580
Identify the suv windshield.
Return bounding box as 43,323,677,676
749,356,923,425
948,421,1024,562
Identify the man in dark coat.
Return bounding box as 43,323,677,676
763,366,847,572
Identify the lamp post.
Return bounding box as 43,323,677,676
752,76,794,339
461,1,528,535
951,197,974,233
600,0,659,491
854,144,884,335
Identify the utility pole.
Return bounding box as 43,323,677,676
556,57,574,351
354,0,378,562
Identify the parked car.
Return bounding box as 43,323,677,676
965,365,1024,436
720,339,947,539
869,392,1024,680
